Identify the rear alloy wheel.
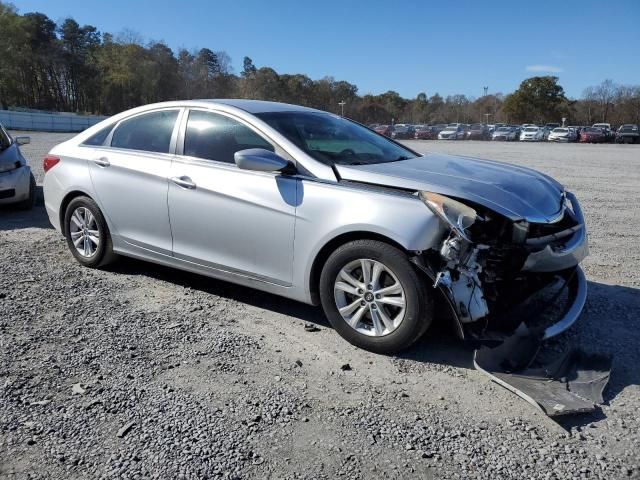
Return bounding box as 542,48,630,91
319,240,433,353
64,196,116,268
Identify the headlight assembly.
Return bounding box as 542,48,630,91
0,161,21,174
419,191,477,240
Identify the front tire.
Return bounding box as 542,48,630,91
319,240,433,354
63,196,116,268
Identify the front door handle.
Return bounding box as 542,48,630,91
170,176,196,189
93,157,110,167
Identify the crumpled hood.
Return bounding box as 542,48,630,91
336,153,565,222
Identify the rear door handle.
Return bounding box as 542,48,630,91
93,157,110,167
170,176,196,189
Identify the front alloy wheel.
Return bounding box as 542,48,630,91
320,240,433,353
334,259,406,337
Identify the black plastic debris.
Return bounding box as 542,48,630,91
474,325,611,417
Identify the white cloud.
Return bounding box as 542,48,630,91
526,64,564,73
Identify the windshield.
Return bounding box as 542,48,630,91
553,128,568,133
585,127,601,133
524,127,538,132
496,127,511,132
620,125,638,132
256,112,418,166
470,124,483,129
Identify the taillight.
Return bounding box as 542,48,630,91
43,155,60,173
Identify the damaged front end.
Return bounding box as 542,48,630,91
414,190,588,341
412,190,609,416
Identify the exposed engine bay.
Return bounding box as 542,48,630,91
412,190,588,340
410,189,609,416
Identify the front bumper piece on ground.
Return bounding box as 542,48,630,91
473,267,611,417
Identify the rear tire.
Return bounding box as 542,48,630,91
63,196,116,268
319,240,433,354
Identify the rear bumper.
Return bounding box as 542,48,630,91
0,165,31,205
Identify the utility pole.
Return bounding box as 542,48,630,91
338,100,346,117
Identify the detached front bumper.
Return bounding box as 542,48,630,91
0,165,31,205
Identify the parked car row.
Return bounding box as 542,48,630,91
369,122,639,144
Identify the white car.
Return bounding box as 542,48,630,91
520,126,544,142
548,128,575,142
438,125,464,140
492,127,517,141
0,124,34,209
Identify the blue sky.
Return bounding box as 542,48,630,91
12,0,640,99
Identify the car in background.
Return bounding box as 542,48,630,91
391,124,415,140
579,127,607,143
548,127,576,142
519,126,544,141
438,124,465,140
465,124,490,140
545,123,561,131
615,124,639,144
0,124,34,209
492,126,517,141
374,125,394,137
414,125,439,140
592,123,614,142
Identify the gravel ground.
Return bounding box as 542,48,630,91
1,133,639,479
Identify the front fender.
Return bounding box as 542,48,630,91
291,179,445,304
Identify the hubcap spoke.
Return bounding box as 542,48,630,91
348,305,368,328
376,296,405,307
360,259,372,285
369,307,385,335
374,305,397,331
71,211,84,229
339,298,362,316
334,281,359,296
339,269,364,289
375,283,402,296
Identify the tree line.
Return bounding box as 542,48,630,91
0,2,638,126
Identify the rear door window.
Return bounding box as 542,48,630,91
111,110,179,153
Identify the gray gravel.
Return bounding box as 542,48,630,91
1,133,639,479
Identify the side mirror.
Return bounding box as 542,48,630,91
234,148,289,172
15,136,30,146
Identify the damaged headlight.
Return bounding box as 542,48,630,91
419,192,477,240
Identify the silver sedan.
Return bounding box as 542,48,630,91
0,124,34,209
43,100,588,353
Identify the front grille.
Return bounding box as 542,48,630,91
0,189,16,199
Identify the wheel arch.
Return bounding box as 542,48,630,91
308,230,411,304
59,190,95,235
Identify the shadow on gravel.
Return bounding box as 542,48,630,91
0,194,52,231
107,257,331,328
107,257,639,422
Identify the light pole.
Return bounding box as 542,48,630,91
483,86,488,97
338,100,346,117
484,113,491,125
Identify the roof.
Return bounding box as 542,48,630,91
195,99,322,114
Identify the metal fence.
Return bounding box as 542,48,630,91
0,110,108,132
